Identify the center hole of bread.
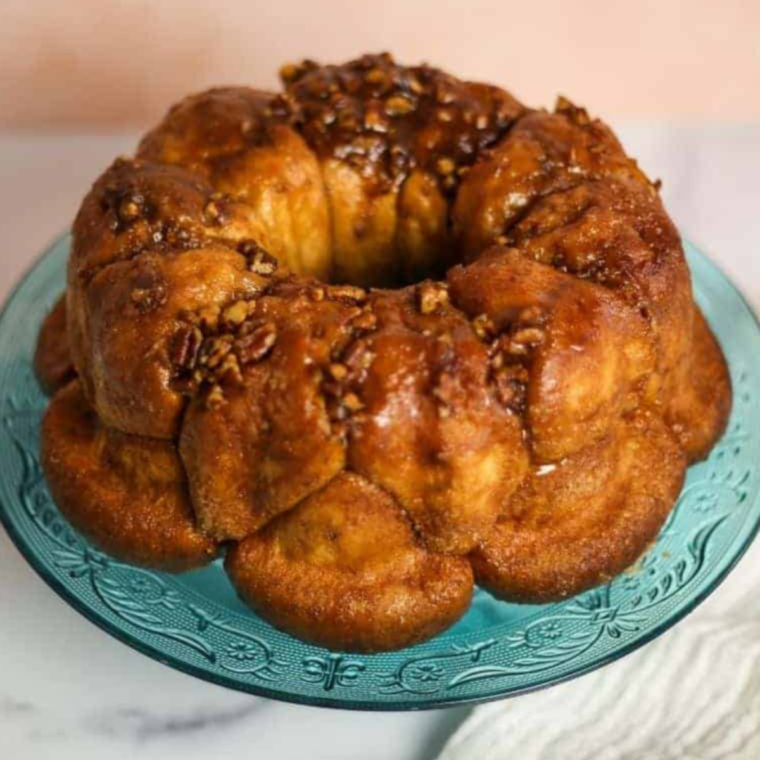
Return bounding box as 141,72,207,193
323,244,454,289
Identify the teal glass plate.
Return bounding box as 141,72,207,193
0,234,758,711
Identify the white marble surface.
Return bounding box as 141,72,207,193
0,124,759,760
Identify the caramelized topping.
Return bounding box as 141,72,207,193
281,53,524,192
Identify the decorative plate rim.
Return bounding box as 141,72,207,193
0,232,758,711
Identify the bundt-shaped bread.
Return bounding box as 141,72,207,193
37,53,731,652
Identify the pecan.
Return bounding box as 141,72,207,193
268,92,297,118
350,309,378,332
204,200,222,223
506,340,529,357
511,326,545,347
329,284,367,303
342,392,364,412
170,325,203,371
206,384,226,410
342,341,374,373
191,304,221,332
222,300,252,327
235,322,277,365
200,336,233,369
279,63,301,84
385,94,414,116
217,352,243,384
517,305,545,326
435,157,456,176
130,282,167,314
435,83,455,104
472,314,496,340
249,249,278,276
417,281,449,315
363,106,389,134
328,362,349,381
118,197,142,222
407,76,424,95
364,67,386,85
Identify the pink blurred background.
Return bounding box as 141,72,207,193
2,0,759,130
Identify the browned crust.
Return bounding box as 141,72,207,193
41,381,218,571
665,307,732,462
470,410,686,603
225,472,473,652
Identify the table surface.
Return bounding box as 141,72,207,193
1,124,759,760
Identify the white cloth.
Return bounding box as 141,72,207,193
438,538,760,760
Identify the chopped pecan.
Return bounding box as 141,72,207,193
249,249,278,276
235,322,277,365
200,336,233,369
206,384,226,409
417,281,449,315
217,352,243,384
472,314,496,340
511,326,545,347
328,362,349,381
329,284,367,303
342,392,364,412
385,94,414,116
170,325,203,371
222,300,252,327
130,282,167,314
349,309,378,333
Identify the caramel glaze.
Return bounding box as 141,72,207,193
36,53,732,651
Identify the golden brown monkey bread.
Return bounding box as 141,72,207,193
35,54,733,649
346,285,528,554
470,410,686,603
225,472,474,652
41,381,217,572
448,247,655,462
34,296,75,395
